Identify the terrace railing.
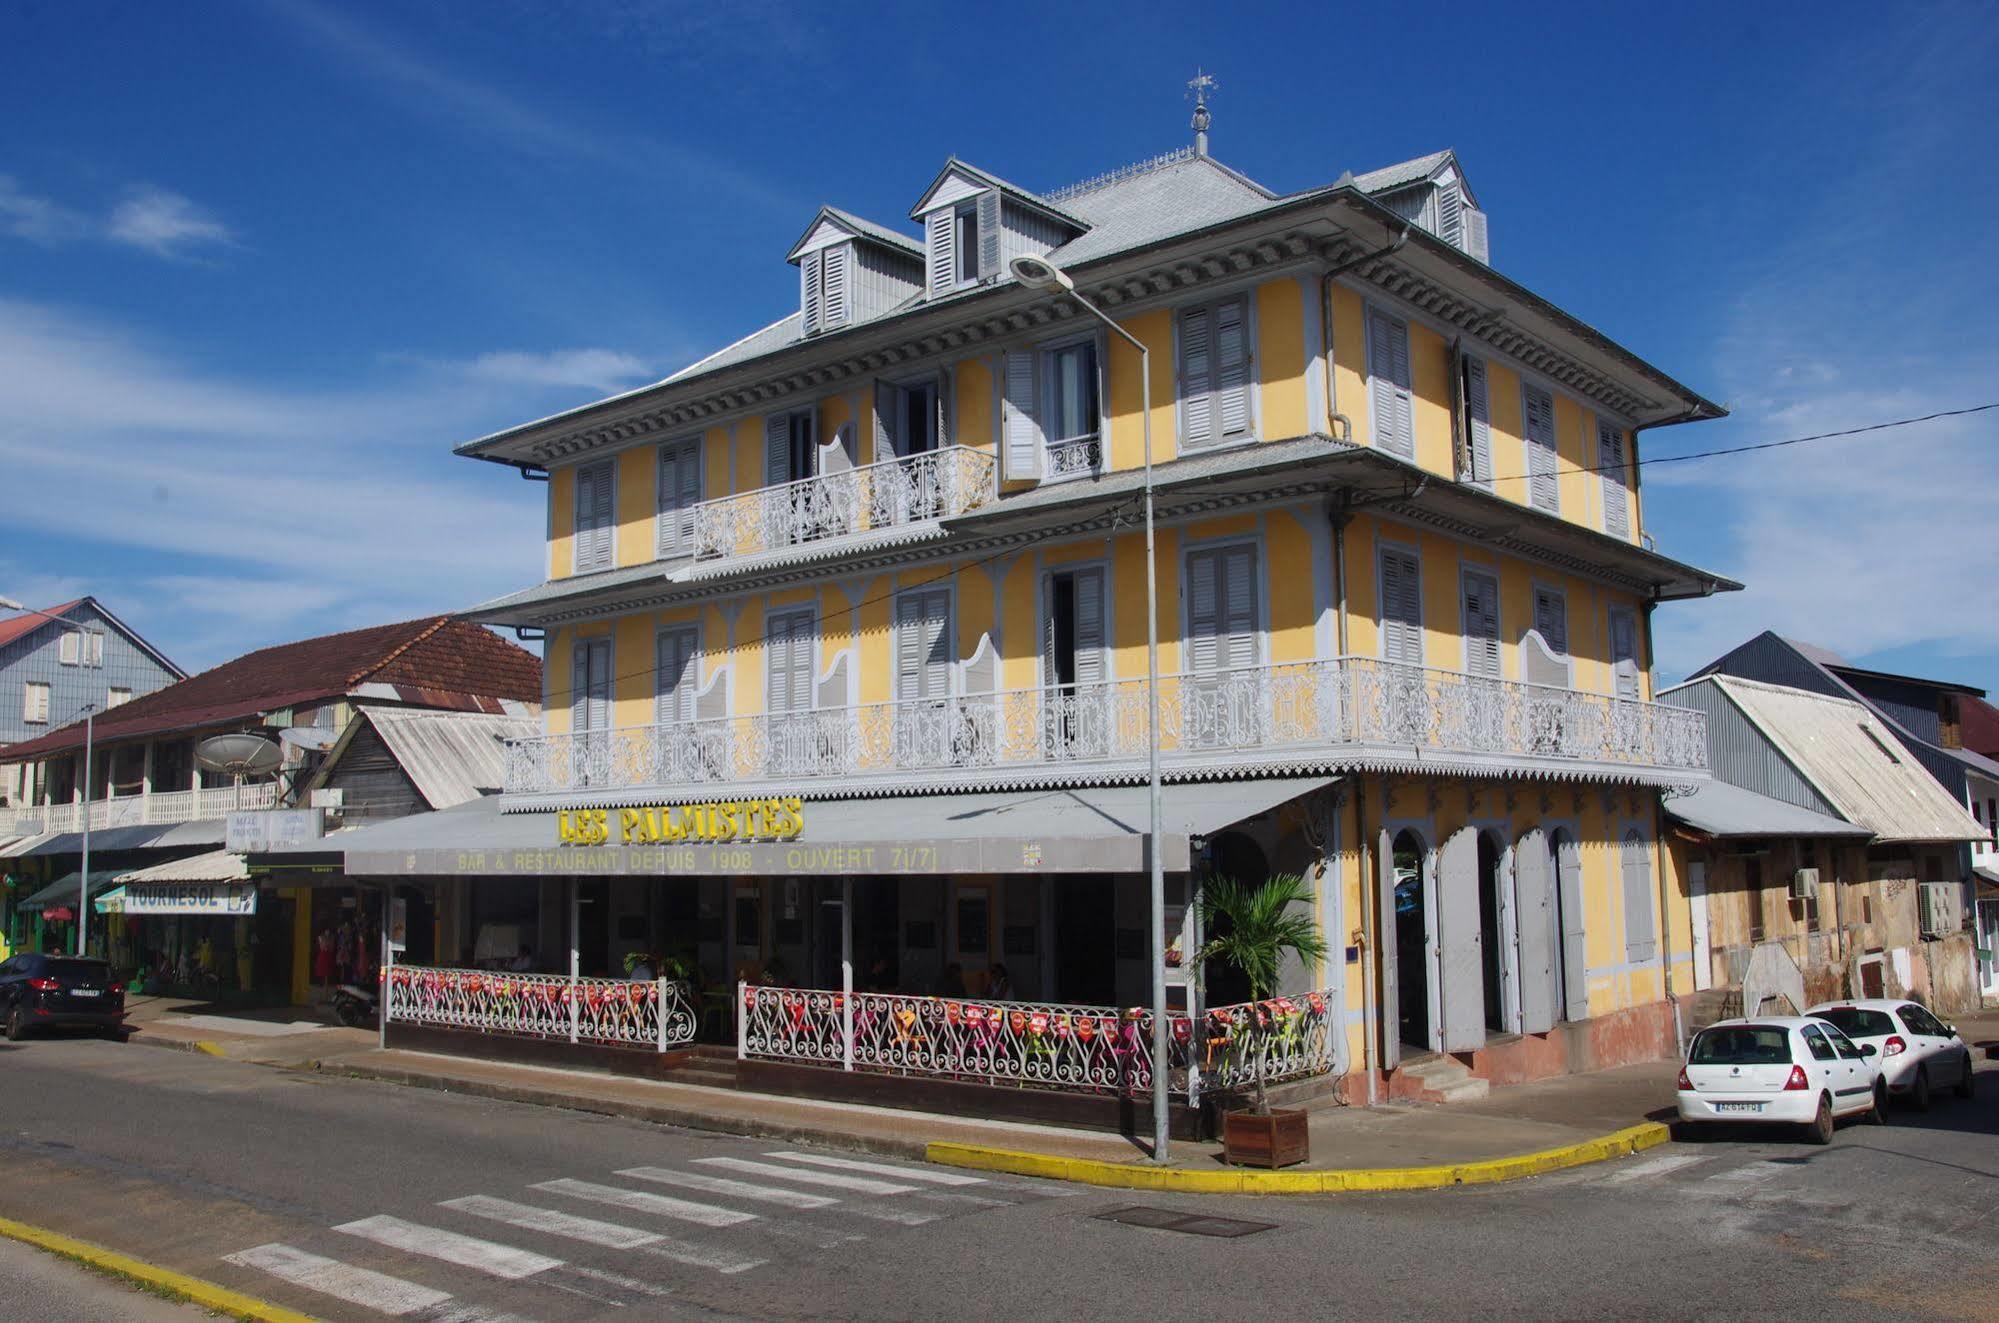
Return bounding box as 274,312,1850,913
690,445,995,563
385,964,697,1051
0,781,278,837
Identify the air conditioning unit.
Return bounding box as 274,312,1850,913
1919,881,1959,938
1789,868,1819,901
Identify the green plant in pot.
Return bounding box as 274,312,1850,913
1193,873,1327,1168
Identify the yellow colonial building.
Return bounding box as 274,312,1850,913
406,137,1736,1114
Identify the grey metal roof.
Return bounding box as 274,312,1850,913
1663,781,1869,840
662,313,805,386
907,157,1088,228
1712,676,1986,843
1950,745,1999,782
1352,149,1456,195
462,560,677,618
19,869,121,910
113,848,248,885
1046,155,1282,266
785,205,923,262
18,818,228,858
360,706,540,810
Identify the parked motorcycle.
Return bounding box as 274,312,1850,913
331,982,378,1029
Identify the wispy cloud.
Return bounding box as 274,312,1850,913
105,187,237,259
0,175,90,245
460,348,655,394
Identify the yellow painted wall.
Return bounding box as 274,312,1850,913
545,628,573,735
615,446,655,569
1329,285,1370,448
1266,510,1316,663
954,358,995,455
703,425,732,501
997,557,1037,689
613,613,652,726
1409,322,1456,476
1255,278,1307,441
549,465,576,579
1107,308,1176,471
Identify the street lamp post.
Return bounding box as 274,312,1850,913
1008,257,1172,1163
0,596,98,956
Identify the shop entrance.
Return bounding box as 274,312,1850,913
577,879,610,976
1054,876,1115,1006
1392,829,1432,1052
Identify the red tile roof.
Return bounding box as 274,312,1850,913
1,617,541,762
1964,694,1999,759
0,599,84,652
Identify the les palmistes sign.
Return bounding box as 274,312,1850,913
557,797,805,847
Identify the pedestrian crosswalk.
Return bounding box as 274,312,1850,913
220,1147,1049,1320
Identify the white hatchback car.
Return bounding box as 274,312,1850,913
1677,1016,1886,1144
1803,999,1976,1109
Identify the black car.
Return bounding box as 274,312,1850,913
0,953,126,1040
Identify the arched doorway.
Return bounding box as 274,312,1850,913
1549,827,1584,1021
1200,831,1268,1009
1477,832,1507,1033
1391,829,1431,1052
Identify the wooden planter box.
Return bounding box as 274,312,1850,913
1221,1107,1310,1168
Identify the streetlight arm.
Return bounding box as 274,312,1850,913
1058,295,1148,358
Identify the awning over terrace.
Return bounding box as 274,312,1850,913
338,776,1336,878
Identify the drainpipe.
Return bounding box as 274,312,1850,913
1329,493,1353,656
1320,225,1410,442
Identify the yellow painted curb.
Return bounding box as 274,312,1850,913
928,1121,1671,1194
193,1040,227,1057
0,1214,320,1323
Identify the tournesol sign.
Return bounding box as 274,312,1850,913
557,797,806,846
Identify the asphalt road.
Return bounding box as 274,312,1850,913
0,1235,216,1323
0,1037,1993,1323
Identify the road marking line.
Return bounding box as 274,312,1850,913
335,1215,563,1281
420,1305,541,1323
841,1206,940,1227
762,1152,990,1186
440,1196,663,1249
561,1262,671,1298
616,1166,839,1210
224,1242,450,1316
913,1190,1009,1209
1603,1154,1711,1185
635,1242,767,1276
533,1178,760,1228
694,1157,918,1195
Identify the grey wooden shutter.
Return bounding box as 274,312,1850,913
1609,609,1640,700
1073,567,1105,685
895,589,951,700
767,610,814,714
1002,350,1044,481
1525,384,1559,511
656,626,698,724
1186,549,1220,672
1380,546,1423,666
572,637,610,732
926,209,953,296
1214,298,1251,442
1437,184,1463,248
976,191,1000,279
1597,421,1629,539
1463,356,1492,485
1461,208,1489,264
820,245,848,330
1218,544,1257,669
1532,588,1568,656
874,381,897,461
1437,827,1485,1052
1557,835,1587,1019
1514,829,1556,1035
1621,830,1657,963
576,460,614,571
570,641,590,733
1376,827,1401,1070
801,253,823,335
935,369,952,448
765,413,791,486
1178,305,1214,448
1367,308,1414,457
657,441,700,556
1462,569,1500,677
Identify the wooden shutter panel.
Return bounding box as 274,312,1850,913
935,369,952,448
1214,298,1251,441
1525,385,1558,511
656,627,697,723
657,442,700,556
1461,207,1489,264
976,191,1000,279
1533,589,1567,656
1462,570,1500,678
1558,836,1588,1018
1376,828,1402,1069
1367,308,1413,457
1437,184,1463,248
1514,830,1556,1035
1186,550,1220,672
874,381,896,461
1437,827,1485,1052
1381,547,1422,666
820,245,848,330
570,641,590,733
1622,831,1657,963
1598,421,1629,539
1178,305,1214,448
1219,544,1257,668
1464,356,1492,485
1073,567,1104,685
926,209,953,296
1610,610,1640,700
802,253,823,335
1002,350,1044,481
768,610,813,714
765,413,791,486
896,590,950,700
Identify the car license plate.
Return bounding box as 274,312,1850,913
70,989,100,998
1714,1102,1762,1114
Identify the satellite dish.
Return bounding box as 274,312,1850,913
196,733,283,779
280,726,340,753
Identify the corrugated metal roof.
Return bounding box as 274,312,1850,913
1663,781,1869,839
1713,676,1986,843
360,706,539,810
114,849,248,885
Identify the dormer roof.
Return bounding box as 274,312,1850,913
1354,148,1478,210
784,205,923,265
907,157,1089,232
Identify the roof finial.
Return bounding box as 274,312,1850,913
1187,69,1217,158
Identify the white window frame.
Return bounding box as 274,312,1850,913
58,631,78,666
655,435,703,558
106,687,132,709
952,201,980,289
85,631,103,667
1039,331,1105,480
23,681,50,725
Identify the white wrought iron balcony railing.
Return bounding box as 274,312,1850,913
0,781,278,837
690,445,995,562
502,656,1708,800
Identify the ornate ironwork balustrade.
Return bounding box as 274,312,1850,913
384,963,696,1051
689,445,995,562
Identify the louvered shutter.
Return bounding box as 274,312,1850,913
1218,545,1257,668
1437,184,1463,248
1179,305,1214,448
1073,567,1104,684
802,254,823,335
570,642,590,733
657,441,700,556
1525,385,1558,511
1622,831,1657,963
1610,609,1640,700
896,590,951,700
874,381,896,461
1462,570,1500,677
1214,298,1252,442
1461,208,1489,264
1380,547,1422,665
1376,827,1401,1069
574,460,613,571
571,637,610,732
1002,350,1044,481
1438,827,1486,1052
1533,588,1568,656
935,370,952,448
976,191,1000,279
768,610,814,714
1514,830,1556,1035
1597,421,1629,539
926,209,953,296
656,627,698,724
820,245,848,330
1558,835,1588,1018
765,413,791,486
1463,356,1493,486
1186,550,1221,673
1367,308,1414,457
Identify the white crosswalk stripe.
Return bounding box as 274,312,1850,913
534,1177,760,1227
694,1156,919,1195
617,1166,840,1210
440,1195,664,1249
421,1306,540,1323
335,1215,563,1281
762,1152,991,1186
1603,1154,1713,1185
224,1242,450,1316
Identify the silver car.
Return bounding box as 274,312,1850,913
1804,999,1975,1109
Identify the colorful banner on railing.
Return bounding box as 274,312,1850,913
384,964,696,1050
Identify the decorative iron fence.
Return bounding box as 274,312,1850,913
1195,991,1337,1096
384,964,696,1051
504,657,1706,798
690,445,995,562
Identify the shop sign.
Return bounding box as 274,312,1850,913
111,883,258,917
557,797,805,847
225,808,323,853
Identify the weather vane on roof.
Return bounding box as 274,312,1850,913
1187,69,1217,158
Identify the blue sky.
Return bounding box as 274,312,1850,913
3,0,1995,692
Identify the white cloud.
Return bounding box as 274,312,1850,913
105,187,236,259
462,348,654,393
0,175,89,245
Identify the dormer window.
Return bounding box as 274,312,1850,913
927,191,996,296
910,159,1090,300
788,207,923,334
955,204,980,286
801,242,850,336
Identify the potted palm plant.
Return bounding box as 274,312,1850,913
1193,873,1328,1168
